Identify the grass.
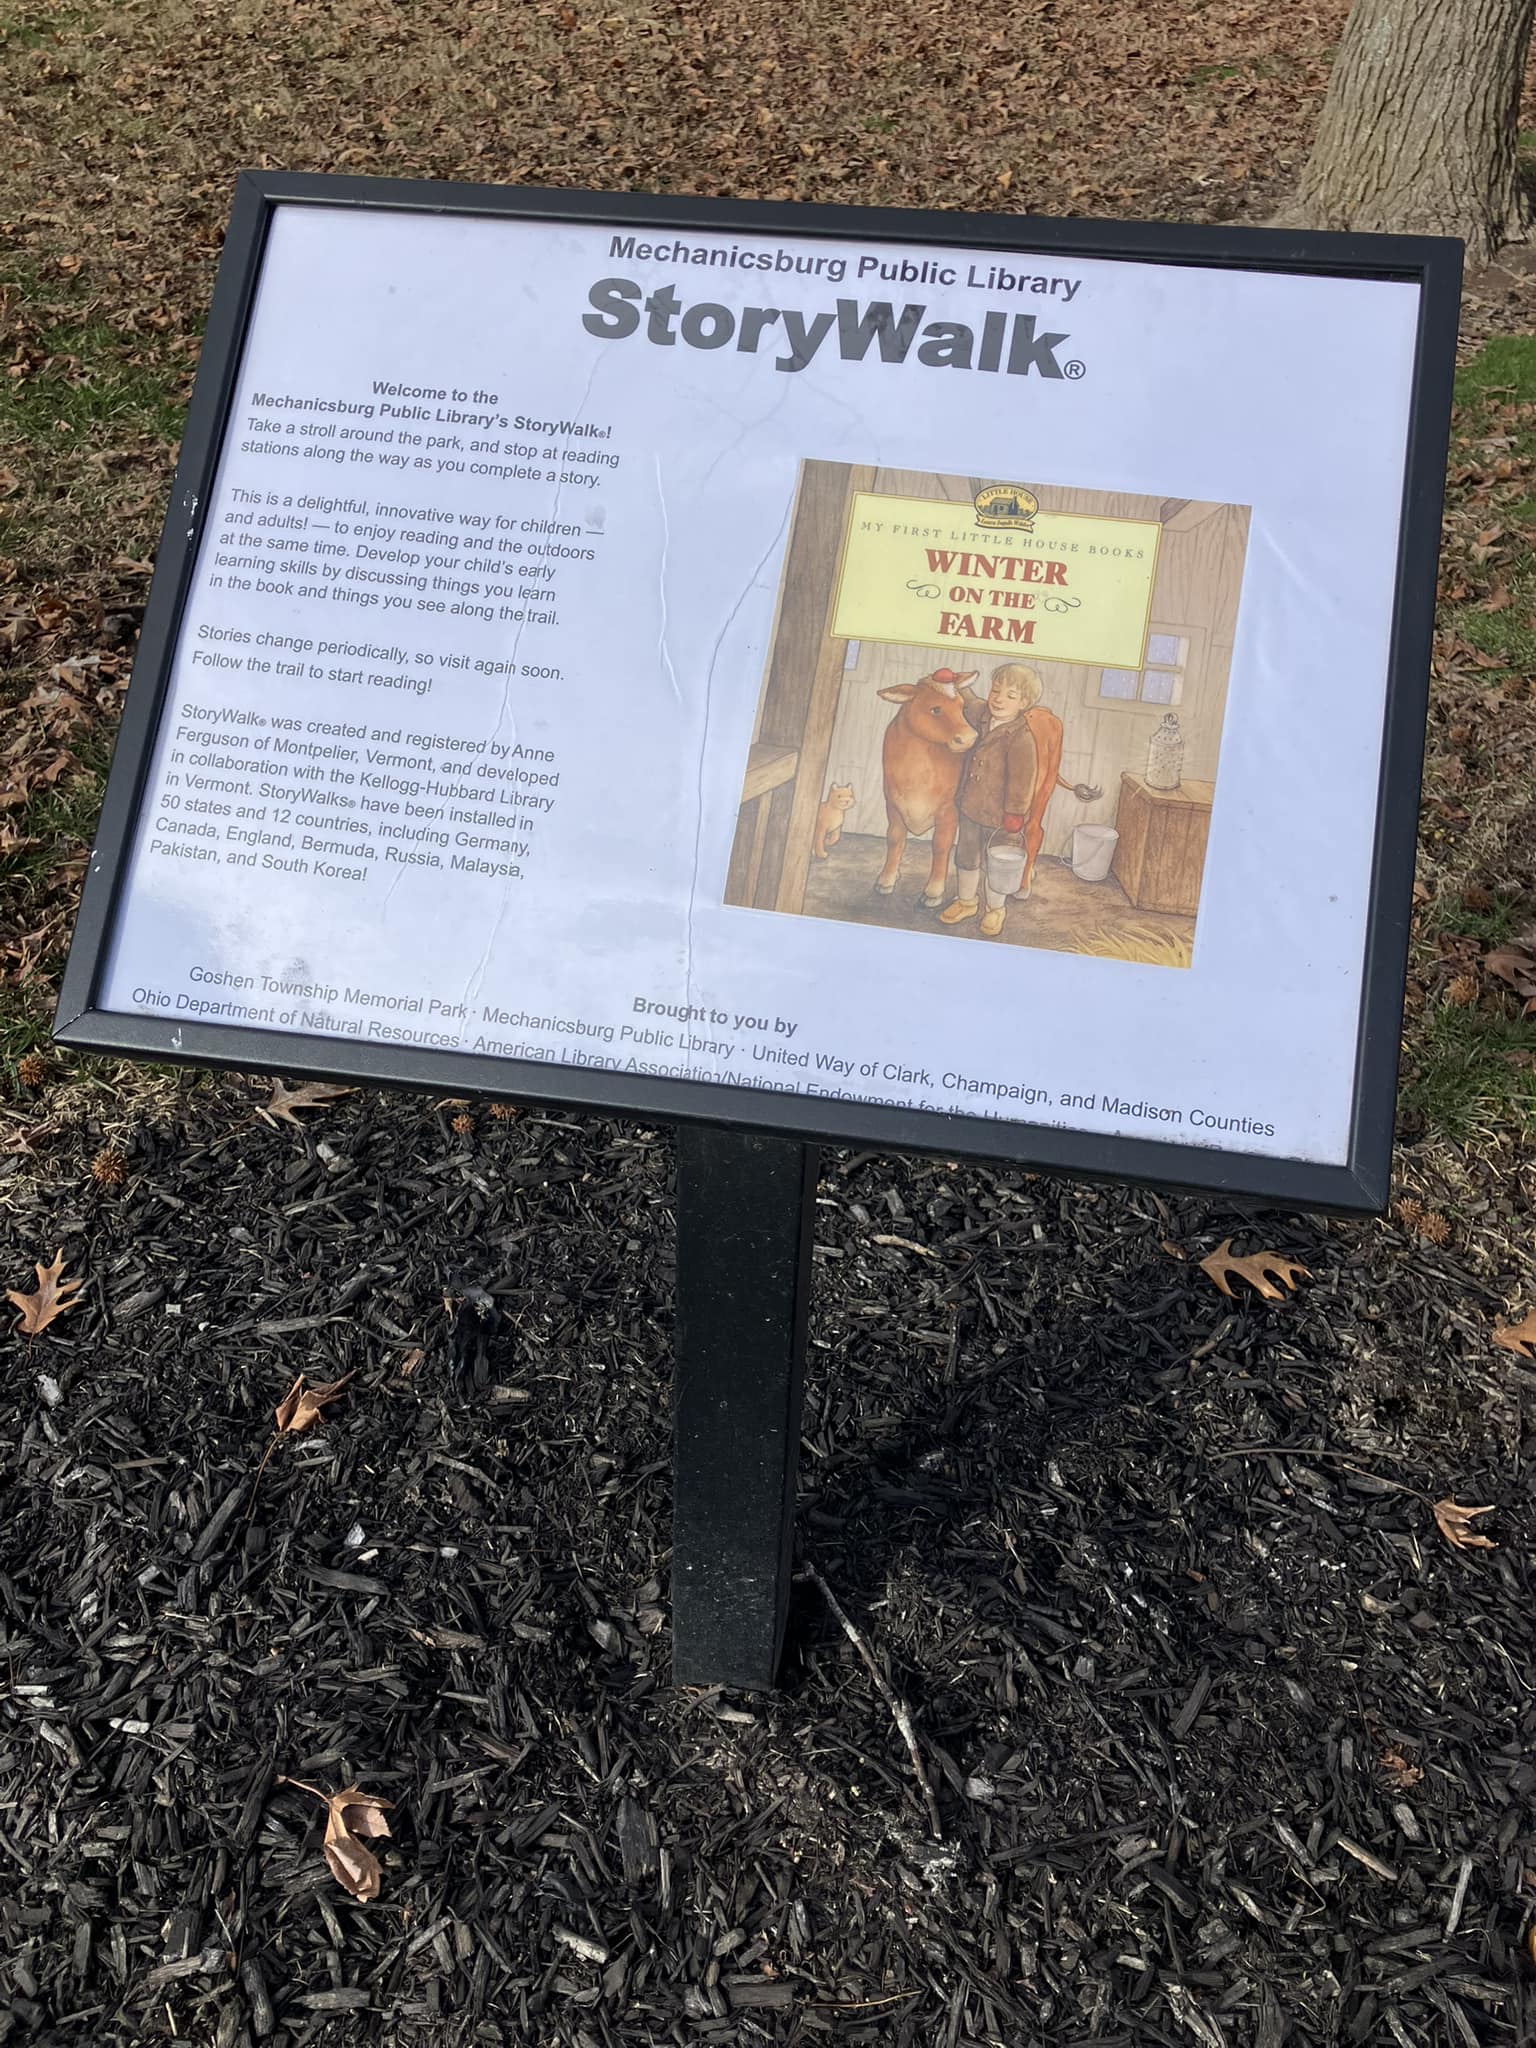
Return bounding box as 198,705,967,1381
0,985,54,1086
0,770,105,1089
1401,1004,1536,1143
6,765,106,898
0,336,185,446
0,11,83,51
1400,333,1536,1153
0,270,183,1104
1453,334,1536,407
1431,895,1526,945
1441,344,1536,670
0,266,188,451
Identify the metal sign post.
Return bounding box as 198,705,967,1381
672,1126,818,1688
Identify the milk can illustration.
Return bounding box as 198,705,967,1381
1146,712,1184,791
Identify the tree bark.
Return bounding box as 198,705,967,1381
1284,0,1536,263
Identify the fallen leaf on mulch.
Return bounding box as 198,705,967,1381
3,1122,57,1156
1198,1239,1311,1302
1432,1499,1497,1552
7,1250,85,1334
274,1371,355,1433
1493,1309,1536,1357
1379,1747,1423,1788
257,1078,356,1127
279,1779,394,1900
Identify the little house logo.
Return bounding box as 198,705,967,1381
973,483,1039,530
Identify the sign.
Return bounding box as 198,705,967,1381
830,491,1163,666
54,176,1459,1211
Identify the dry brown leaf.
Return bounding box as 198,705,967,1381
279,1779,394,1901
398,1348,424,1378
1432,1498,1497,1552
257,1077,355,1127
274,1370,355,1433
1480,581,1513,611
1198,1238,1311,1302
1379,1747,1424,1788
1492,1308,1536,1357
1160,1237,1186,1260
7,1250,85,1334
3,1120,57,1155
1484,947,1536,998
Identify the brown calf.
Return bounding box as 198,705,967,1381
874,668,978,906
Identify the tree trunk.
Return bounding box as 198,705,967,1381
1285,0,1536,263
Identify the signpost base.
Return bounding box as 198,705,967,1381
672,1124,818,1689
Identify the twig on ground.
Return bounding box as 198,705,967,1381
798,1559,943,1841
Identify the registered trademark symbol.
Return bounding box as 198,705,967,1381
1064,359,1086,380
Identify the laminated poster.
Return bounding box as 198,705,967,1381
79,196,1434,1178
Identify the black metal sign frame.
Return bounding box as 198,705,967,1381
53,172,1461,1214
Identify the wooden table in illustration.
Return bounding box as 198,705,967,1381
1111,773,1215,917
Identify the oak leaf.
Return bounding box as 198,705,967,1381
1493,1309,1536,1357
274,1370,355,1433
8,1250,85,1334
279,1779,394,1900
1198,1239,1311,1302
258,1078,355,1127
1484,947,1536,999
1432,1498,1497,1552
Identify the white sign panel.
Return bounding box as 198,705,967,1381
71,190,1444,1187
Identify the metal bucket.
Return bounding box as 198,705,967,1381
985,838,1028,898
1071,824,1119,883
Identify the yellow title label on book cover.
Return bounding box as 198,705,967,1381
830,493,1161,668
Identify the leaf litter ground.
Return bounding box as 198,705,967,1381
5,0,1536,2042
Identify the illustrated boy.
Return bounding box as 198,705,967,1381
939,664,1099,937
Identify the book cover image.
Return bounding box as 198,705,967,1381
724,461,1251,969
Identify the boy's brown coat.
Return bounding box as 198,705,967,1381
958,700,1039,829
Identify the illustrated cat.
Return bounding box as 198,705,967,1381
813,782,855,858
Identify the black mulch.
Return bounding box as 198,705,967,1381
1,1086,1533,2047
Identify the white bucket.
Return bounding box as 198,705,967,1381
985,839,1027,898
1071,824,1118,883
